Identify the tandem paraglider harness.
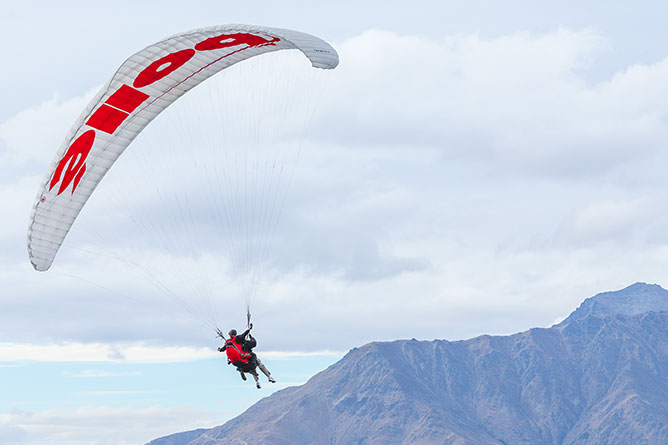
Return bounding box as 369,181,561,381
216,323,276,389
217,327,258,372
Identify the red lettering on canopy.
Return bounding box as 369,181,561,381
49,130,95,195
133,49,196,88
48,31,282,197
194,32,279,51
105,84,150,113
87,85,150,134
86,104,129,134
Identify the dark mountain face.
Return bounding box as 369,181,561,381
148,283,668,445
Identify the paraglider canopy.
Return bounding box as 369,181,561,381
27,24,339,272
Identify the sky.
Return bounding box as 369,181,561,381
4,0,668,443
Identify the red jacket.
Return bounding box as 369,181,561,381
225,336,251,364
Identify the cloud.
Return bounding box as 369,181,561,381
319,28,668,179
261,349,342,359
557,197,657,245
63,369,142,378
0,176,42,249
0,342,215,363
79,390,164,396
0,341,342,363
0,90,97,170
0,423,27,445
0,405,227,445
4,27,668,352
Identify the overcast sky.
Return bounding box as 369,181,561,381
3,1,668,443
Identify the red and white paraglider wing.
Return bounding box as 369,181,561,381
27,24,339,271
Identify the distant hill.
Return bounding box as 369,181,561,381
147,282,668,445
148,428,207,445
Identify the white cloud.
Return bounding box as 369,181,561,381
79,390,164,396
557,197,657,245
63,369,142,378
0,341,342,364
0,405,225,445
3,27,668,353
320,28,668,179
0,176,41,248
0,342,215,363
0,90,98,167
261,349,342,359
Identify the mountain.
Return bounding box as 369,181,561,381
148,429,208,445
147,282,668,445
559,282,668,325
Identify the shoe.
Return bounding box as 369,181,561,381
239,372,247,381
268,376,276,383
256,382,261,389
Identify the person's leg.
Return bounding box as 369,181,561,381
249,369,261,389
233,363,247,380
256,357,276,383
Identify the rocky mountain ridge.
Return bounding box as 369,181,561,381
559,282,668,325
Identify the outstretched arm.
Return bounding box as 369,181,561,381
236,328,251,343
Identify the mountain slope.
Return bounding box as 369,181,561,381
148,429,207,445
149,282,668,445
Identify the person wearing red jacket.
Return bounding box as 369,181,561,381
218,324,275,389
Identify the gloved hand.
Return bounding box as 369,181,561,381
249,323,253,330
217,347,223,352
